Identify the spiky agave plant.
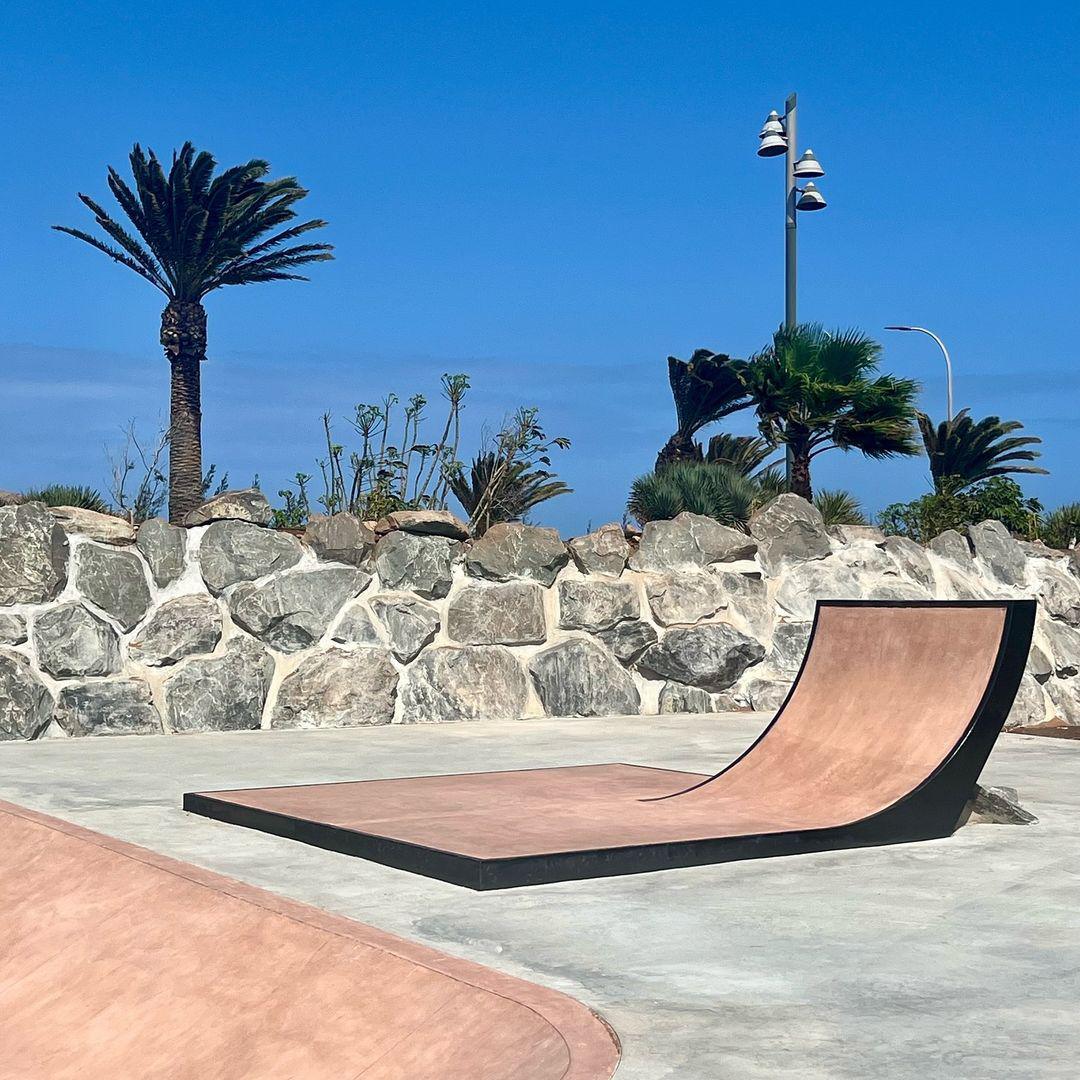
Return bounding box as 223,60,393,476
54,143,333,521
812,489,869,527
22,484,110,512
627,461,769,529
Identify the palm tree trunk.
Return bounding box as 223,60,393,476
790,446,813,502
655,430,703,471
160,302,206,523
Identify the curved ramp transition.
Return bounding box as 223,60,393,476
0,800,619,1079
188,600,1035,889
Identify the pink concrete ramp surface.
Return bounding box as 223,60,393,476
188,600,1035,889
0,798,619,1080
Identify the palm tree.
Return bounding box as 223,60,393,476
54,143,333,522
813,489,868,527
656,350,752,469
917,410,1047,493
740,324,920,501
448,451,572,535
703,433,777,475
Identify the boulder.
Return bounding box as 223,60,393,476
48,506,135,545
0,490,25,506
446,582,547,645
73,544,152,631
774,558,861,622
719,572,772,639
968,520,1026,586
466,523,568,586
880,535,934,588
567,523,630,576
1045,677,1080,726
183,488,272,527
0,613,27,645
374,531,456,599
136,518,187,587
967,785,1038,825
164,636,274,733
558,579,640,632
272,647,398,729
742,676,792,712
1005,674,1049,729
0,501,69,605
331,602,383,646
303,513,376,567
529,638,640,717
658,683,722,714
33,603,121,678
54,678,162,737
769,621,812,675
928,529,973,566
834,541,895,576
376,509,470,540
1027,643,1053,683
645,574,726,627
596,619,658,664
369,593,441,662
629,512,756,573
0,649,53,740
399,645,530,723
1033,562,1080,627
1040,618,1080,677
830,524,885,544
748,494,831,575
227,567,365,653
198,520,303,594
638,623,765,692
128,595,222,667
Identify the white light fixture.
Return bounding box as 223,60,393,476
759,110,785,137
793,148,825,178
795,182,827,211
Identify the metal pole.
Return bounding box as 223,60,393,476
783,93,797,484
884,326,954,421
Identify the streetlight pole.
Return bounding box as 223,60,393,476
884,326,954,421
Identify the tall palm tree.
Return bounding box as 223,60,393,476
656,350,752,469
448,451,572,535
54,143,333,522
740,324,920,501
917,410,1047,492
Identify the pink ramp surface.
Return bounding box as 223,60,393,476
0,799,619,1080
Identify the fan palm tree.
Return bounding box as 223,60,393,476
655,350,752,469
448,451,572,535
703,432,777,475
917,410,1047,493
740,324,920,501
54,143,333,522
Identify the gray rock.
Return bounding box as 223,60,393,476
377,509,470,540
1006,674,1048,729
198,520,303,594
0,649,53,740
1041,618,1080,677
73,543,151,631
33,603,121,678
304,513,376,567
446,582,547,645
863,578,934,601
369,593,440,662
1027,644,1053,683
743,676,792,712
881,535,934,588
1033,563,1080,627
834,542,895,575
0,613,27,645
645,574,727,627
630,512,756,573
128,595,222,667
658,682,722,714
272,647,398,729
49,506,135,545
136,518,187,587
770,621,812,674
183,487,272,527
719,572,772,639
164,636,274,733
929,529,973,566
374,531,456,598
558,579,640,632
968,520,1026,586
1045,676,1080,726
0,502,69,605
774,558,862,622
331,602,383,645
529,638,640,717
638,623,765,692
830,524,885,544
0,490,25,506
967,785,1038,825
400,645,530,723
54,678,162,737
466,523,568,585
567,523,630,576
228,567,365,653
596,619,658,664
749,494,831,575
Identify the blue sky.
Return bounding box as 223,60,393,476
2,1,1078,533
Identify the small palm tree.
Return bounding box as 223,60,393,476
628,461,774,529
54,143,333,522
703,433,777,475
813,489,868,527
740,324,920,501
448,451,572,535
917,410,1047,493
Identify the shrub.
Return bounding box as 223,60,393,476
627,462,764,529
22,484,110,513
813,489,868,528
1040,503,1080,551
879,477,1042,542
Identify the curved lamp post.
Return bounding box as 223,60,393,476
884,326,954,421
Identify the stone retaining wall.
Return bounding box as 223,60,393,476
1,493,1077,740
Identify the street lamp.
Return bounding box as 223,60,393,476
884,326,954,421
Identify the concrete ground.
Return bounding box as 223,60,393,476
2,714,1078,1080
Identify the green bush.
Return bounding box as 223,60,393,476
813,489,868,528
22,484,110,513
1040,503,1080,551
627,462,764,529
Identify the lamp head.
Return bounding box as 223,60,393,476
795,182,827,211
793,148,825,178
